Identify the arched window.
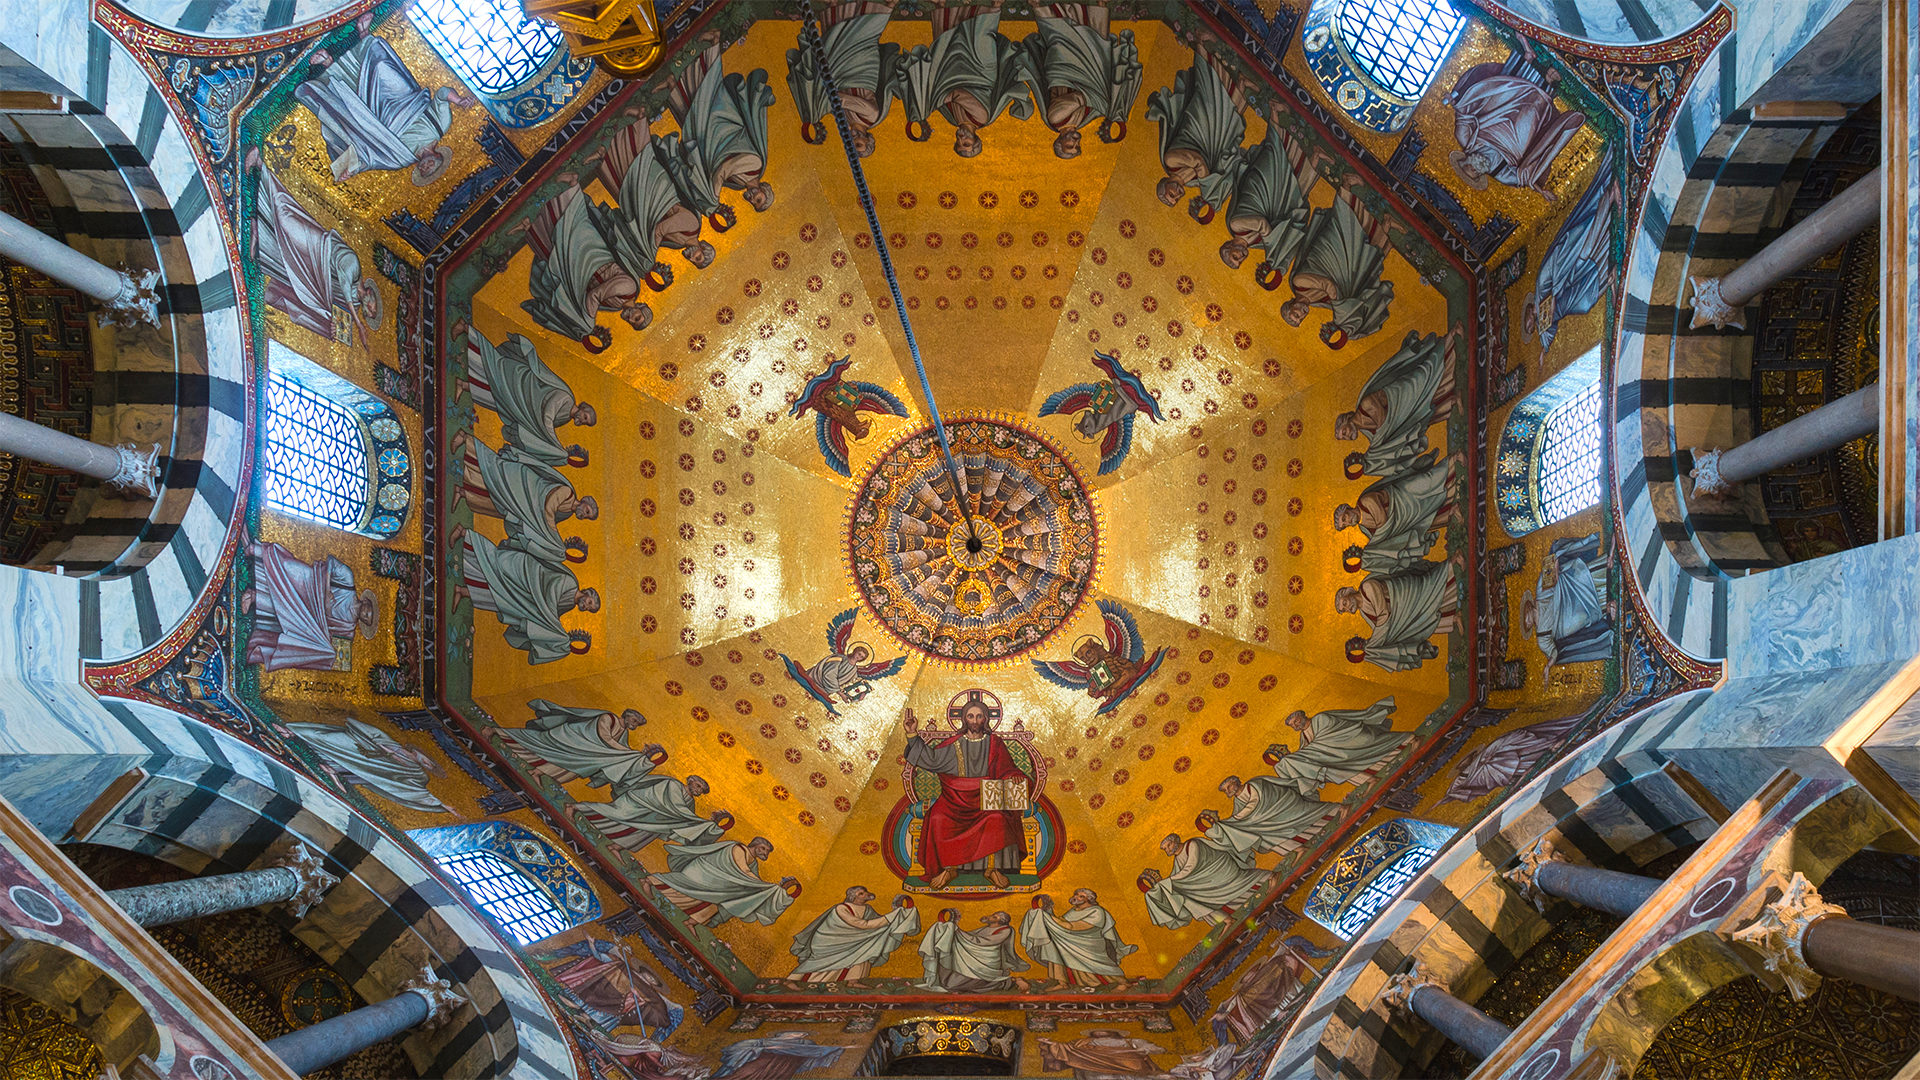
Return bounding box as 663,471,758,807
1302,0,1465,133
411,823,600,947
1305,818,1455,940
409,0,564,96
264,344,412,538
1497,348,1604,535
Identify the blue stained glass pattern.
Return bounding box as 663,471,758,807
1336,0,1465,100
1305,818,1456,940
409,0,562,96
378,448,410,477
435,849,573,945
1537,381,1604,525
265,371,369,530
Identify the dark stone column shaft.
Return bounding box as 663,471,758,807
106,867,306,928
1408,984,1514,1062
1533,860,1663,919
264,991,430,1076
1803,916,1920,1002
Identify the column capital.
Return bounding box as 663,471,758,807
107,442,160,499
272,845,338,919
1688,275,1745,330
1725,870,1847,1000
1689,448,1731,497
1380,960,1445,1012
1502,838,1568,912
400,965,467,1029
100,266,161,329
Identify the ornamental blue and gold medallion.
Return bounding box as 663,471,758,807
846,415,1098,666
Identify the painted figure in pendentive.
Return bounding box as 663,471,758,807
572,766,729,853
1442,712,1588,803
787,2,906,158
451,433,594,569
1334,451,1462,573
790,355,911,477
1268,698,1409,794
541,937,680,1036
713,1031,846,1079
1445,44,1585,200
295,16,476,185
452,526,598,663
519,183,653,353
1020,4,1143,158
243,539,377,672
1036,351,1164,476
1281,191,1395,348
288,718,449,813
591,120,715,277
787,886,920,987
1140,832,1268,930
899,5,1033,157
1335,330,1458,481
462,328,597,466
1037,1031,1167,1078
1525,145,1620,360
248,152,380,347
900,698,1031,890
916,909,1030,992
1146,48,1248,220
1031,598,1167,713
1202,774,1342,857
1211,935,1336,1044
780,609,907,716
651,836,800,928
1019,889,1138,988
498,699,653,789
1338,556,1463,672
581,1029,710,1080
1522,531,1615,680
1220,122,1317,283
666,45,776,220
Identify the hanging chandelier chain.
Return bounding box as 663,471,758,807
799,3,972,530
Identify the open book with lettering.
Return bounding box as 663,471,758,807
979,777,1029,812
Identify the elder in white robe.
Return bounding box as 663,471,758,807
1146,51,1246,215
786,4,905,158
668,46,775,214
1282,197,1395,346
1020,890,1136,986
1337,330,1454,485
1221,123,1313,272
455,435,592,568
653,838,796,928
251,159,376,346
521,184,651,348
574,771,721,852
1143,834,1267,930
465,331,594,466
788,887,920,983
1204,775,1341,856
1020,4,1143,158
1338,558,1459,672
295,32,471,184
1270,698,1407,795
244,540,376,672
458,531,597,664
596,121,712,274
900,8,1033,157
290,718,448,813
1335,451,1454,570
499,699,653,788
916,910,1028,992
1526,146,1619,357
1526,533,1613,675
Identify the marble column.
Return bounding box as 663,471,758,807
1504,839,1663,918
0,413,159,499
106,846,336,928
1381,962,1513,1062
1688,165,1882,330
0,210,159,328
1690,384,1878,497
265,967,465,1076
1731,871,1920,1002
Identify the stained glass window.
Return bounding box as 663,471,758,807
1305,818,1456,940
1537,380,1605,524
435,849,573,946
409,0,562,96
1336,0,1465,99
265,370,369,531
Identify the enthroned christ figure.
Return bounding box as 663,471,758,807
899,697,1030,890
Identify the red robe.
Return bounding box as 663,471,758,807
915,733,1028,876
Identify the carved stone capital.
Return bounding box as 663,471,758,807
400,965,467,1029
1727,871,1846,1000
1503,838,1567,912
1380,960,1445,1013
272,845,338,919
1688,275,1745,330
1689,448,1732,497
107,443,160,499
101,266,161,329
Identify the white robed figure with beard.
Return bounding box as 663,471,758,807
787,3,906,158
787,886,921,986
1219,122,1315,275
1337,557,1462,672
1020,4,1143,159
498,700,653,789
572,767,726,854
899,6,1034,158
1146,50,1247,218
1203,774,1342,857
519,184,653,353
463,330,596,466
1334,451,1459,572
1335,331,1457,480
1526,146,1620,357
1141,833,1268,930
453,528,599,664
451,432,595,568
916,909,1029,992
1282,194,1397,348
1268,698,1409,794
290,718,449,813
1019,889,1138,988
1523,532,1614,679
294,17,475,185
652,837,798,928
666,46,776,216
592,120,714,276
248,152,379,347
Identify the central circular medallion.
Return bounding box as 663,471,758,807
847,415,1099,666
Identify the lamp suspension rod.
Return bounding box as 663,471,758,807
799,3,973,536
